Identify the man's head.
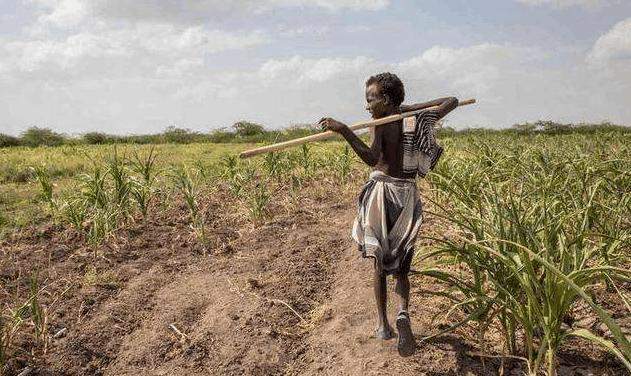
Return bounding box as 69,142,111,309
365,72,404,119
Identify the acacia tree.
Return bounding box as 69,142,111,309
232,121,265,138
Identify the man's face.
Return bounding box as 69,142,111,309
365,83,389,119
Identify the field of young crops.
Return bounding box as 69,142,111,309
1,129,629,375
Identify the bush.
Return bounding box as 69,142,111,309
20,127,65,147
208,128,235,143
83,132,110,145
120,135,160,144
163,126,200,144
0,133,21,147
233,121,265,138
284,123,319,139
536,120,572,134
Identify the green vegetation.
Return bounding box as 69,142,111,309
0,128,629,375
0,122,323,148
420,131,631,374
1,121,628,148
19,127,65,147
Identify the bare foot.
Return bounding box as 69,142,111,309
375,324,395,340
396,312,415,356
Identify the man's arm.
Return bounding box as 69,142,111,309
318,117,382,166
400,97,459,119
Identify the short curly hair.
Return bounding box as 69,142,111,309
366,72,405,107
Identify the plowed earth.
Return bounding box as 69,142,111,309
1,179,627,375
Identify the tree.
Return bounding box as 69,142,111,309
83,132,109,144
162,126,199,144
0,133,21,147
20,127,65,147
232,121,265,137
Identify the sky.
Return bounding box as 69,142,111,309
1,0,630,135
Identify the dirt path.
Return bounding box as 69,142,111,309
93,195,489,375
298,210,492,376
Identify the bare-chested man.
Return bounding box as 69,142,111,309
318,72,458,356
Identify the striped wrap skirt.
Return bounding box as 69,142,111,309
351,170,423,275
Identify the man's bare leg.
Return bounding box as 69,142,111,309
394,272,410,312
374,267,394,339
394,272,415,356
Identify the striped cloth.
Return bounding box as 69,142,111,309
352,171,423,275
401,109,443,177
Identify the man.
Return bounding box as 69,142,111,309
318,72,458,356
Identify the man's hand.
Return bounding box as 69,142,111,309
318,117,347,133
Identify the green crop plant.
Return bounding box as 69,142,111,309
0,273,51,370
333,145,353,182
130,179,152,218
61,197,88,232
131,145,158,184
171,166,198,219
421,138,631,375
29,273,48,353
247,180,271,220
0,305,26,375
226,162,255,199
263,151,290,182
80,166,108,209
288,144,314,178
171,165,211,249
107,147,131,212
193,159,212,181
220,154,240,181
87,207,119,251
31,166,56,211
299,144,312,176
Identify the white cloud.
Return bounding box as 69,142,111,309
269,0,389,11
588,17,631,64
29,0,389,28
258,56,379,84
393,43,629,127
515,0,611,8
3,40,631,135
35,0,88,27
0,24,267,77
91,42,628,134
3,3,630,135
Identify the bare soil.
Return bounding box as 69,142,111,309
1,180,628,375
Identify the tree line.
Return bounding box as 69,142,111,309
1,120,629,148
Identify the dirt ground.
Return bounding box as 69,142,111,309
1,179,628,375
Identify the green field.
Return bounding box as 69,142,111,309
1,129,630,375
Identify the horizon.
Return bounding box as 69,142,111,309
5,118,629,140
1,0,631,135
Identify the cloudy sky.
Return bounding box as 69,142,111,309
1,0,630,135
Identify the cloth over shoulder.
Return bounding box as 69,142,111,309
401,109,443,177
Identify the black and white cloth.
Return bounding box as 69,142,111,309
401,109,443,177
352,170,423,275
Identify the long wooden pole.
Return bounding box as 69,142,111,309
239,98,476,159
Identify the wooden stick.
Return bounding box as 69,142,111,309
239,98,476,159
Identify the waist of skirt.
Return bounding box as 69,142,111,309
369,170,417,185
